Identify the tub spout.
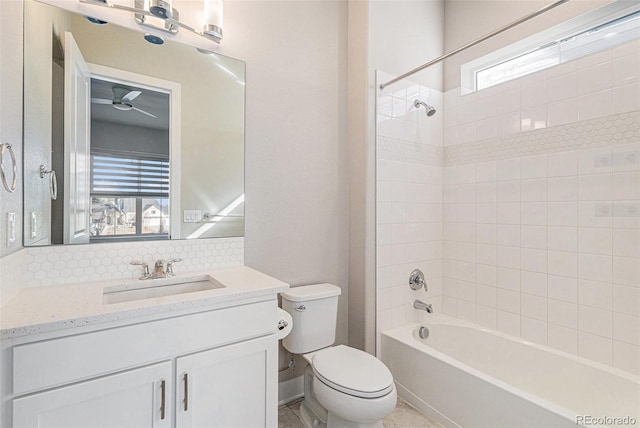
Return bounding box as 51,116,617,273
414,300,432,313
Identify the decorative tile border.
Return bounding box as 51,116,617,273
23,237,244,287
445,111,640,165
378,135,444,166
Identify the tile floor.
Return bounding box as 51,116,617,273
278,398,443,428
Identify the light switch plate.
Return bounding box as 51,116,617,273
6,212,15,247
30,212,37,239
183,210,202,223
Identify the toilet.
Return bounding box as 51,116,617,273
281,284,397,428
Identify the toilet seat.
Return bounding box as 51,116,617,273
311,345,394,399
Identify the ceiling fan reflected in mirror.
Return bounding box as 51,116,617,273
91,86,157,118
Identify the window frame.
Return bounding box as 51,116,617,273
460,1,640,94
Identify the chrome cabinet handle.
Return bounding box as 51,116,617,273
160,379,166,420
295,305,306,312
0,143,17,193
183,373,189,411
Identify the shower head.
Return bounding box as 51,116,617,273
414,99,436,117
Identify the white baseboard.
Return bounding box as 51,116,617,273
278,375,304,406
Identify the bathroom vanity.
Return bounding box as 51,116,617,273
0,266,289,427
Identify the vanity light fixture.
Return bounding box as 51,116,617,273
79,0,223,45
203,0,223,40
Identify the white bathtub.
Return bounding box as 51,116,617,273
381,316,640,428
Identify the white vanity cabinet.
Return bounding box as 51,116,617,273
14,362,172,428
176,335,276,428
6,299,279,428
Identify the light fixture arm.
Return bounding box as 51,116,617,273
79,0,222,44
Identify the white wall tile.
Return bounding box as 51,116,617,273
578,174,613,201
476,161,497,182
579,305,613,338
497,225,520,246
497,158,520,181
521,317,548,345
522,81,548,109
521,225,547,249
548,226,577,252
521,202,547,226
521,271,547,297
520,247,548,275
547,72,578,103
613,340,639,375
497,203,520,225
613,285,640,317
578,253,613,283
578,228,612,255
496,181,520,202
579,279,612,311
547,151,578,177
548,324,578,355
578,147,612,175
547,177,578,201
613,83,640,114
548,250,578,278
476,305,497,329
497,267,520,292
613,313,640,346
497,310,520,336
548,202,578,227
613,256,640,287
521,294,547,321
548,275,578,304
521,155,547,179
578,331,612,365
549,299,578,329
547,99,578,127
578,62,612,95
521,179,547,202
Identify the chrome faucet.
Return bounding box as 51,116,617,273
413,299,433,313
131,258,184,279
151,259,167,279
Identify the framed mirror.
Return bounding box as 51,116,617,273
23,0,245,246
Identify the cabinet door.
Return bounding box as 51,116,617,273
13,361,172,428
176,335,278,428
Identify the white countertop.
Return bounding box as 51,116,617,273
0,266,289,339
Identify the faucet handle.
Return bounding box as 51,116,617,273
166,258,184,276
130,261,151,279
409,269,427,291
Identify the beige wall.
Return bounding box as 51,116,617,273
217,1,350,348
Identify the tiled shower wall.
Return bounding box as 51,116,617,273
375,71,444,355
441,40,640,374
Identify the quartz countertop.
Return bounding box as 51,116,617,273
0,266,289,339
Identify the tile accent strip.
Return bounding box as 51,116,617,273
445,111,640,166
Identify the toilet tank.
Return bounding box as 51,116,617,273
281,284,341,354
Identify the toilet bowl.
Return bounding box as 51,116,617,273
281,284,397,428
311,345,397,427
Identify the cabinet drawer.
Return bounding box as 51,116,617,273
13,300,275,395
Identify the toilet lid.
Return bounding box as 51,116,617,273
311,345,394,399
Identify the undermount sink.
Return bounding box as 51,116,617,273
103,274,226,304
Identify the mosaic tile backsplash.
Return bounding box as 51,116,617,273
22,237,244,287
